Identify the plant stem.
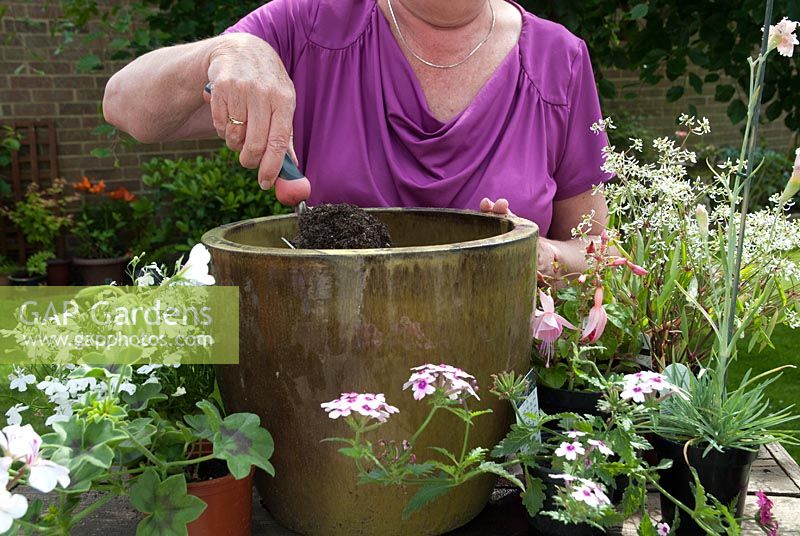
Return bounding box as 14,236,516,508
725,0,774,368
648,477,720,536
409,407,438,446
70,492,116,525
164,453,216,468
124,429,165,470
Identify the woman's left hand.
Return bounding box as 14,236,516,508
479,197,561,279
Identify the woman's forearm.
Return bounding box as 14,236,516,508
102,33,266,143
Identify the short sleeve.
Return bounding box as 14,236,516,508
552,41,613,200
223,0,319,76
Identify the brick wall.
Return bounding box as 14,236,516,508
1,0,797,197
0,1,222,199
602,68,798,151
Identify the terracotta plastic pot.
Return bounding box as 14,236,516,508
203,208,538,536
187,467,254,536
73,256,130,286
9,271,46,286
46,258,72,286
652,435,758,535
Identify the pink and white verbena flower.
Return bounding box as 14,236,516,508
403,364,480,401
321,393,399,423
769,17,799,57
569,479,611,508
587,439,614,457
531,291,577,362
621,371,682,403
555,441,585,461
656,522,670,536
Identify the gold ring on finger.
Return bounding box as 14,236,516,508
228,115,246,126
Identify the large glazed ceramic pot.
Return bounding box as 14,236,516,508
202,208,538,536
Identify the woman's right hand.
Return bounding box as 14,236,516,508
205,33,310,204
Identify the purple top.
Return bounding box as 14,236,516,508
225,0,611,236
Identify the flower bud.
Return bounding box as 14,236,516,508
695,204,709,238
626,261,648,276
779,148,800,205
609,257,628,267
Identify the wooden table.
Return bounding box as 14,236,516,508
63,443,800,535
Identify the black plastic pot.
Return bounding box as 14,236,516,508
537,384,603,417
8,271,46,286
527,467,605,536
652,435,758,535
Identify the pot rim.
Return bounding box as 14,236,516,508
201,208,539,258
72,256,131,266
8,272,45,281
186,466,254,492
651,433,760,459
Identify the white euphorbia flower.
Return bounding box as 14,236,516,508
180,244,215,286
7,368,35,393
4,405,27,427
0,489,27,534
1,425,70,493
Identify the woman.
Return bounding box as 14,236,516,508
103,0,612,278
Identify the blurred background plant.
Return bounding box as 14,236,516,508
141,148,290,258
71,176,155,259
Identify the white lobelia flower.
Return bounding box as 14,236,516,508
172,386,187,397
4,405,27,427
1,425,70,493
180,244,215,286
8,368,36,393
0,488,27,534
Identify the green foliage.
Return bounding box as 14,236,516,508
0,125,21,197
0,254,18,274
141,148,290,256
654,363,798,452
25,250,55,276
696,146,794,212
0,178,74,251
129,469,207,536
519,0,800,130
71,178,155,258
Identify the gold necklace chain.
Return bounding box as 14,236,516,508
386,0,496,70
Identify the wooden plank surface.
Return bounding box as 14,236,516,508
25,443,800,535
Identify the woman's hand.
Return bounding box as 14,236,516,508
480,197,571,281
206,33,309,202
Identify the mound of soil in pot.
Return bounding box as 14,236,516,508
185,458,230,482
293,203,392,249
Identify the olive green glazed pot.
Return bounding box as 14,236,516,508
202,208,537,536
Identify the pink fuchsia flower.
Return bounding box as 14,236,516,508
531,291,577,361
626,261,648,276
755,490,779,535
404,364,480,401
656,522,670,536
555,441,585,461
581,287,608,343
769,17,799,57
321,393,399,423
588,439,614,457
